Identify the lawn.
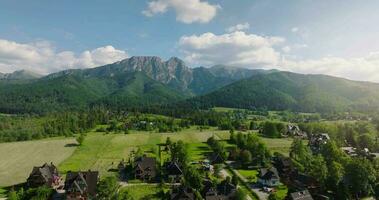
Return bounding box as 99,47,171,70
120,185,165,200
59,127,225,177
0,138,77,187
260,137,294,156
237,169,258,183
274,185,288,200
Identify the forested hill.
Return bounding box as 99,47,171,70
183,71,379,113
2,56,379,114
0,71,184,114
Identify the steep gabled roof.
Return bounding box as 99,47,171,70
64,171,99,196
166,161,183,175
259,167,279,180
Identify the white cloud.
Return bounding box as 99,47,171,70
178,30,379,82
0,39,128,74
281,53,379,82
291,27,299,33
226,23,250,33
142,0,220,24
178,31,284,67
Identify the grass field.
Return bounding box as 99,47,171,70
120,185,164,199
59,127,229,178
260,137,294,156
0,138,77,187
237,169,258,183
0,125,294,187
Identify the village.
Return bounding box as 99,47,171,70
17,120,379,200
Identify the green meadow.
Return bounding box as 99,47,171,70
0,125,293,186
0,138,76,187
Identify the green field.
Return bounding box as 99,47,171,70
0,138,77,187
237,169,258,183
120,185,164,199
59,127,230,177
260,137,294,156
0,125,294,187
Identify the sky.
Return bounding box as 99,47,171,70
1,0,379,82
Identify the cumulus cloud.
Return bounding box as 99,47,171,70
0,39,128,74
178,30,379,82
142,0,220,24
281,53,379,82
178,31,284,67
226,23,250,33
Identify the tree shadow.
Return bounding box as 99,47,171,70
65,143,79,147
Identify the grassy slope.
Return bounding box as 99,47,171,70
0,138,77,186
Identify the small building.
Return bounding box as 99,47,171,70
290,190,313,200
27,162,61,188
341,147,358,157
274,156,295,177
170,186,195,200
134,156,157,181
165,161,183,182
258,167,280,187
309,133,330,153
64,170,99,200
211,154,224,164
202,179,237,200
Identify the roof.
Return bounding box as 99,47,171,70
211,154,224,164
166,162,183,175
290,190,313,200
259,167,279,180
27,163,59,185
170,187,195,200
135,156,156,169
64,171,99,196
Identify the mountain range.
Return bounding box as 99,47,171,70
1,56,379,114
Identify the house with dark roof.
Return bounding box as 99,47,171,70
64,170,99,200
202,179,237,200
165,161,183,182
290,190,314,200
211,153,224,164
309,133,330,153
258,167,280,187
170,186,195,200
27,162,61,188
134,156,157,181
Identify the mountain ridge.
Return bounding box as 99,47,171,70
2,56,379,113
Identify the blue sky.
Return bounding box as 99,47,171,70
1,0,379,82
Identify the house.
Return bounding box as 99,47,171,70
274,156,295,177
211,154,224,164
64,170,99,200
290,190,313,200
170,186,195,200
309,133,330,153
165,161,183,182
341,147,358,157
292,173,319,191
202,179,237,200
134,156,157,181
287,124,307,138
27,162,61,188
287,124,300,135
258,167,280,187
